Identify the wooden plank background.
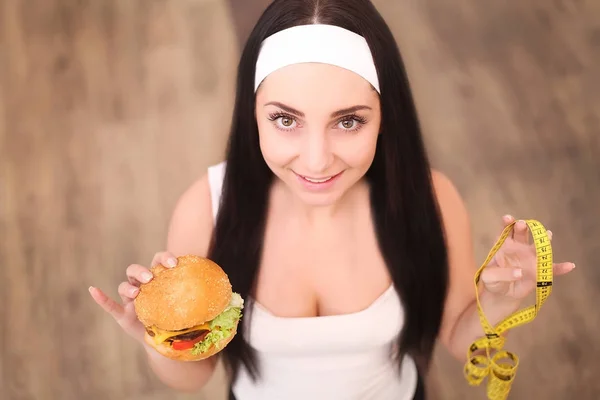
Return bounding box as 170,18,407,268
1,0,598,399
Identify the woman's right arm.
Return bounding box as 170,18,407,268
146,173,220,391
90,173,220,393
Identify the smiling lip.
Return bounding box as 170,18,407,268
293,171,344,191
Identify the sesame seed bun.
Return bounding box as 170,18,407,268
134,255,233,331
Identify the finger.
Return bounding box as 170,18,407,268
151,251,178,268
502,214,515,228
126,264,153,285
495,215,516,243
481,266,523,285
118,281,140,304
553,262,575,276
89,286,124,319
512,220,530,244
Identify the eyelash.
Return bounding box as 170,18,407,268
267,112,368,133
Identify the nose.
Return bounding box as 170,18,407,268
303,130,333,174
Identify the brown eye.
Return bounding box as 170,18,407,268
272,114,297,130
341,119,355,129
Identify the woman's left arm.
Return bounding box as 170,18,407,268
431,171,576,362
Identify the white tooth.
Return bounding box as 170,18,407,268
305,176,331,183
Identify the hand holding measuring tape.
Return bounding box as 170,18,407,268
464,215,575,399
480,215,575,299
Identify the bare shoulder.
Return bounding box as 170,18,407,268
430,168,473,265
166,172,215,257
431,169,468,218
430,169,478,349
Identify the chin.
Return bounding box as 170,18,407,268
296,190,347,207
286,179,355,209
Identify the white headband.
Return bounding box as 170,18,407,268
254,24,380,93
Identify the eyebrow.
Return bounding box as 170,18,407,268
264,101,372,118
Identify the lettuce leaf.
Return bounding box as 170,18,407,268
190,292,244,355
209,306,242,330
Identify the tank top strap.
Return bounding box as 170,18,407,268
207,161,227,222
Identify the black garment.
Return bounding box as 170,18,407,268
228,373,426,400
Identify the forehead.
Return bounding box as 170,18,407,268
256,63,378,110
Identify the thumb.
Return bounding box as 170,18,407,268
481,266,523,287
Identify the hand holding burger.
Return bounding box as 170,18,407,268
89,252,243,362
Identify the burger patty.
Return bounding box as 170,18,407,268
167,329,209,342
144,327,210,342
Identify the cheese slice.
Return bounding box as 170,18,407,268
149,322,211,345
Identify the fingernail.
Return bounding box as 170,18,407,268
88,286,94,293
142,272,153,282
167,257,177,267
130,287,139,296
503,215,512,221
514,269,523,278
571,263,576,269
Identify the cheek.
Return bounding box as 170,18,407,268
339,129,379,169
257,122,298,167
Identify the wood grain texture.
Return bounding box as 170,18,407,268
0,0,237,399
1,0,598,399
226,0,272,48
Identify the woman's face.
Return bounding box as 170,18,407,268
255,63,382,208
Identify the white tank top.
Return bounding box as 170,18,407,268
207,162,418,400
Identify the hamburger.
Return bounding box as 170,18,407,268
134,255,244,361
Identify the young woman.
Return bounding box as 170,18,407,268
89,1,575,399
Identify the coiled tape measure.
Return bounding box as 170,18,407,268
464,219,553,400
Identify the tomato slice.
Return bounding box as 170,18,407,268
171,334,206,351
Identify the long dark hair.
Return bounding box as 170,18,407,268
208,0,449,382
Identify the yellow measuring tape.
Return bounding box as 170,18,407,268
464,219,553,400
